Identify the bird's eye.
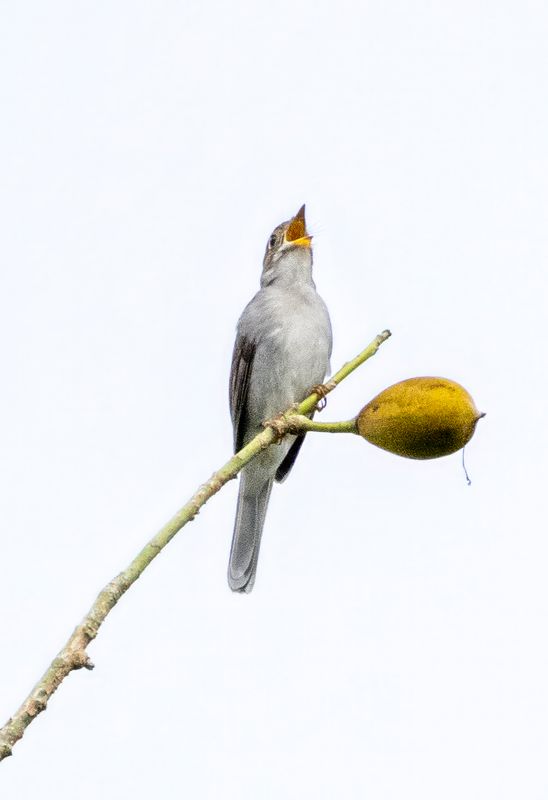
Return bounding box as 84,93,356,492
269,234,277,248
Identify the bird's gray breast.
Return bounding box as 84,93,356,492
239,284,332,428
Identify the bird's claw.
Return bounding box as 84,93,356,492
263,413,289,442
311,381,336,411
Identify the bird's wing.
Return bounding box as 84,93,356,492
275,407,318,482
275,433,306,482
229,334,256,453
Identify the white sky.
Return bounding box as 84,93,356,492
1,2,547,797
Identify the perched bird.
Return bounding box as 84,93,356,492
228,205,332,592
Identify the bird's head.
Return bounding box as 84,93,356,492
261,204,313,287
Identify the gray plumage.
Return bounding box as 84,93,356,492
228,205,332,592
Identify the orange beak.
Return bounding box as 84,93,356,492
285,204,312,248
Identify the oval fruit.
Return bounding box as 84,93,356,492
357,377,484,460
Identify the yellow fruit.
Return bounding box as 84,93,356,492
356,377,484,460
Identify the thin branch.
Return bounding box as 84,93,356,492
0,328,391,761
286,416,357,434
297,329,391,414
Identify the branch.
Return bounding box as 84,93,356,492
0,329,391,761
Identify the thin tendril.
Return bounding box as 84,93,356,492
462,447,472,486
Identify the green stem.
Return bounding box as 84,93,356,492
297,329,391,415
288,415,357,434
0,328,391,762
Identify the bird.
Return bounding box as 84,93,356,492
228,204,333,592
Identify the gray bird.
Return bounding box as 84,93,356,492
228,205,332,592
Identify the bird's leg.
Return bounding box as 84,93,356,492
310,380,337,411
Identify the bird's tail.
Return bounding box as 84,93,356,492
228,474,273,593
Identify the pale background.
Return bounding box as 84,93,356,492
1,2,547,798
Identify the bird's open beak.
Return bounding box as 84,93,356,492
285,204,313,248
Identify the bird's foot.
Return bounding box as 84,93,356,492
311,381,337,411
263,405,300,440
263,412,290,442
